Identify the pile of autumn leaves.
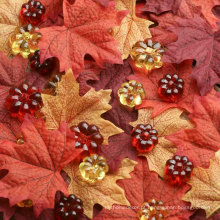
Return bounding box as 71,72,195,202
0,0,219,219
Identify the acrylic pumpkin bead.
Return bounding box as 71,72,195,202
29,50,56,75
44,73,63,95
20,0,46,26
158,73,184,102
55,194,83,220
5,83,43,121
17,199,33,208
118,80,146,108
165,155,194,185
130,40,165,71
138,199,168,220
79,154,109,183
131,124,158,153
70,122,103,158
9,24,41,59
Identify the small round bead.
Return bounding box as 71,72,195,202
165,155,194,185
130,40,165,71
158,73,184,102
70,122,103,158
79,154,109,183
118,80,146,108
5,83,43,121
131,124,158,153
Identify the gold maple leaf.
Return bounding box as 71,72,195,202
0,0,26,56
130,108,193,176
64,158,137,218
41,69,123,145
113,0,153,59
183,150,220,218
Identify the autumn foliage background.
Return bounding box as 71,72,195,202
0,0,220,219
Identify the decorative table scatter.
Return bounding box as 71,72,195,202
0,0,219,220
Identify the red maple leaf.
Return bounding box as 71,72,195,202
128,60,199,117
150,12,220,95
167,91,220,168
0,115,82,217
41,0,63,22
143,0,219,30
143,0,182,14
94,158,194,220
38,0,126,76
0,52,47,142
0,198,15,220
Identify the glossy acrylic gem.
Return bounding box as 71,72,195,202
165,155,194,185
138,199,168,220
70,122,103,158
55,193,83,220
130,40,165,71
5,83,43,121
9,24,41,59
20,0,46,26
131,124,158,153
158,73,184,102
79,154,109,183
118,80,146,108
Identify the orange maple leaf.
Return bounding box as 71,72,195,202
183,150,220,218
113,0,153,59
0,0,26,56
64,158,137,218
130,108,193,176
41,69,123,145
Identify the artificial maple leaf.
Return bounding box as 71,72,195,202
143,0,182,14
150,12,220,95
77,59,102,96
41,68,123,145
130,108,193,176
41,0,63,22
128,60,200,117
143,0,219,30
93,0,110,7
0,52,47,142
183,151,220,218
64,158,137,219
0,198,15,220
0,115,82,217
113,0,153,59
39,0,126,76
0,0,26,56
167,91,220,168
94,158,194,220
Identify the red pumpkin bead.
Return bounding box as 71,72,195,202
131,124,158,153
70,122,103,158
55,194,83,220
29,50,56,75
20,0,46,26
5,83,43,121
158,73,184,102
165,155,194,185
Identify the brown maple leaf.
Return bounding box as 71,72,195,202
94,157,194,220
130,108,193,176
113,0,153,59
64,158,137,219
183,150,220,218
0,0,26,56
41,68,123,145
